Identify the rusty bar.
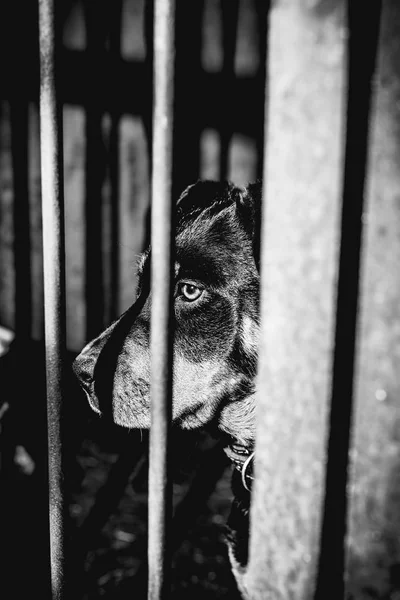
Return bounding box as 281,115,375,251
315,1,382,597
148,1,175,599
38,0,66,598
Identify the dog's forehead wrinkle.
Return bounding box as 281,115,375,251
178,204,239,245
193,201,234,226
176,181,240,228
176,228,253,286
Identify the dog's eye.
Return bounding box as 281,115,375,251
179,282,203,302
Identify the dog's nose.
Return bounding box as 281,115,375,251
72,353,95,391
73,320,119,414
73,351,101,413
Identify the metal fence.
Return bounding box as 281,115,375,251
2,0,400,599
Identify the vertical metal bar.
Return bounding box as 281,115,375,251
244,2,348,599
38,1,66,598
148,1,175,599
315,2,382,596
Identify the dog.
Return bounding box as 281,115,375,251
73,180,262,596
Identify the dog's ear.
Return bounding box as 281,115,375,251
236,181,262,271
177,180,233,212
176,179,238,228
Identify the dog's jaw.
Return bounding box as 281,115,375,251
218,394,256,447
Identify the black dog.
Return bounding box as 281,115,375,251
73,180,261,595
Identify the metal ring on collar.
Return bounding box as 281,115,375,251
241,451,255,492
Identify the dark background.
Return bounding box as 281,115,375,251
0,1,266,598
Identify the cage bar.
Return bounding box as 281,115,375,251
38,0,66,598
148,1,175,599
244,2,348,598
315,2,382,596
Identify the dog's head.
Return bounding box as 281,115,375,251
73,180,261,445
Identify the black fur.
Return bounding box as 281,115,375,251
226,469,252,567
73,179,262,594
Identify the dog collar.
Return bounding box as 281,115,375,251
224,444,255,492
240,451,255,492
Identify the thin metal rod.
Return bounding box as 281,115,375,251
148,1,175,599
38,1,66,598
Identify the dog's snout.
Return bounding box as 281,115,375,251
73,353,95,389
73,350,102,413
73,327,117,414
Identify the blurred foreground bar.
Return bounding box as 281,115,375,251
38,0,66,598
315,1,382,597
148,0,175,599
246,1,345,598
245,1,382,599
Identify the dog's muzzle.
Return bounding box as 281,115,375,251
72,352,101,413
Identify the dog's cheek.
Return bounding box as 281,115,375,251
240,315,259,358
112,340,152,429
73,318,120,389
175,295,237,362
171,356,225,428
218,395,256,445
